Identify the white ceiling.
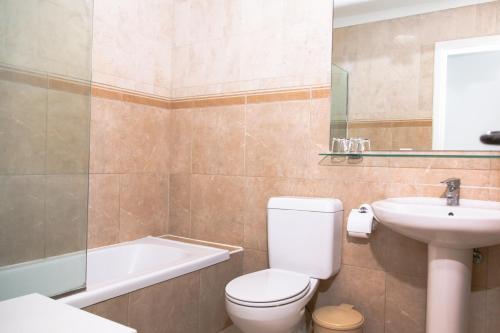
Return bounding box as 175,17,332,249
334,0,496,28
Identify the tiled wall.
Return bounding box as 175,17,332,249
333,1,500,121
84,250,243,333
0,0,93,80
92,0,333,99
167,92,500,333
171,0,333,98
0,70,89,265
87,91,171,248
84,1,500,333
92,0,174,97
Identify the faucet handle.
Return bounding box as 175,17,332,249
441,178,461,190
440,178,461,185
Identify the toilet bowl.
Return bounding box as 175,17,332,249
224,197,344,333
225,269,319,333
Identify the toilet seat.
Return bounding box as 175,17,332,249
225,269,311,308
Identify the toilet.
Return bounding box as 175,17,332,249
225,197,343,333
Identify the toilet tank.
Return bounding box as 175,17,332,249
267,197,343,279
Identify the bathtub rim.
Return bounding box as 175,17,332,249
58,236,237,308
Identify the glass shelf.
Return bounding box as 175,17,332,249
319,151,500,159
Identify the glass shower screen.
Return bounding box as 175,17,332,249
0,0,93,300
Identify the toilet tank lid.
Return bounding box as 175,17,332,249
268,197,343,213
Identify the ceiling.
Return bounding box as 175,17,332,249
333,0,496,27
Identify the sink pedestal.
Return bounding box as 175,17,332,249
426,245,472,333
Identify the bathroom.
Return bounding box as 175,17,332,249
0,0,500,332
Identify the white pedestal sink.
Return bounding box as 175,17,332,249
372,197,500,333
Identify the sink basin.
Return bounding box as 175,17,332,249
371,196,500,333
372,197,500,249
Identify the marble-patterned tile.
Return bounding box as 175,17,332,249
340,181,387,271
88,174,120,249
119,103,170,173
119,173,169,242
0,80,46,174
385,272,426,333
170,109,193,174
243,177,300,252
0,175,45,265
191,174,245,246
89,97,124,173
168,173,191,237
315,265,386,333
487,245,500,289
128,271,200,333
83,294,129,327
46,89,90,174
382,228,428,278
470,290,487,333
199,252,243,333
242,249,269,274
245,101,310,178
486,287,500,333
192,105,245,176
45,175,88,257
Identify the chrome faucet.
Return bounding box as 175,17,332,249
441,178,461,206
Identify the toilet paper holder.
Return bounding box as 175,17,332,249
347,204,378,238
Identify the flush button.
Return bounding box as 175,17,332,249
448,212,454,216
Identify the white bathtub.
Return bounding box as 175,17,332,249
59,236,230,308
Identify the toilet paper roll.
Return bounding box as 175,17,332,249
347,204,375,238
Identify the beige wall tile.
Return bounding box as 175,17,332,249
244,177,299,252
199,252,243,333
243,249,269,275
192,105,245,175
88,174,120,249
191,175,245,246
46,89,90,174
45,175,88,257
486,287,500,333
119,174,169,242
128,271,200,333
89,97,124,173
487,245,500,289
245,101,310,178
0,175,45,265
92,0,172,97
168,173,191,237
315,265,386,333
90,97,170,174
385,272,426,333
382,228,428,278
470,290,487,333
83,294,129,327
170,109,193,174
0,80,46,174
119,103,170,173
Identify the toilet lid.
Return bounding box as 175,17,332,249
225,269,311,304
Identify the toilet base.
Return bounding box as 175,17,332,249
226,302,308,333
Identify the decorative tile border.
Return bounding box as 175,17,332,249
349,119,433,128
1,65,331,108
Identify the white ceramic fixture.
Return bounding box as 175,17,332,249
57,237,229,308
225,197,343,333
372,197,500,333
0,293,135,333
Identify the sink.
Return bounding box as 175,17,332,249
372,197,500,333
372,197,500,249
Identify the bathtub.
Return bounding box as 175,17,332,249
59,236,230,308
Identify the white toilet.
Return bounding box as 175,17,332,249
225,197,343,333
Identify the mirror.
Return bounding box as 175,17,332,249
331,0,500,153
